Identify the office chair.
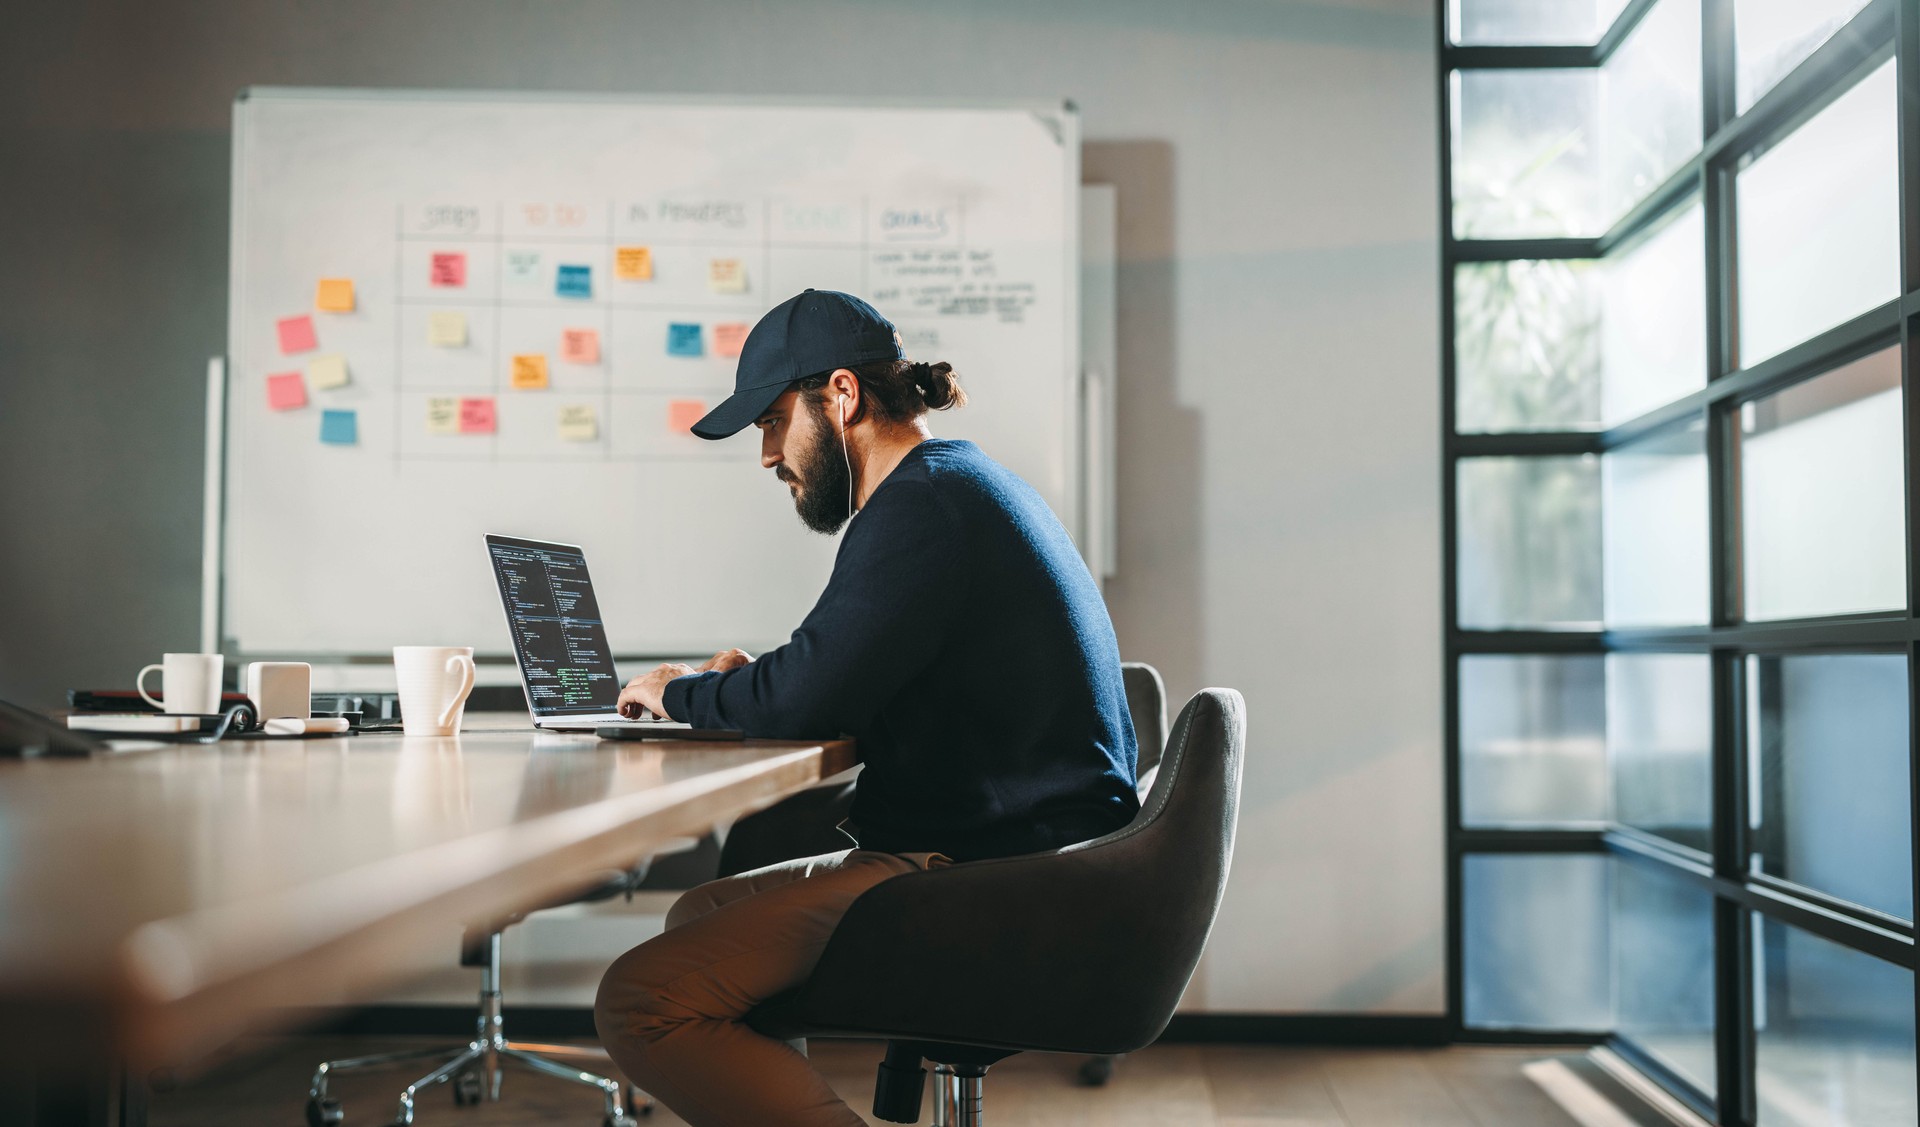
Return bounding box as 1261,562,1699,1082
304,869,654,1127
1078,660,1170,1085
748,687,1245,1127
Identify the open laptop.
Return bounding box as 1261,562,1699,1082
485,534,741,738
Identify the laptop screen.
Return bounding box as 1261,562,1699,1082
485,535,622,717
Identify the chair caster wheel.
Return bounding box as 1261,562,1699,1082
1078,1054,1116,1086
305,1096,345,1126
628,1084,654,1115
452,1067,485,1105
605,1116,642,1127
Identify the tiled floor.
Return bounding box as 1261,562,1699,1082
150,1035,1593,1126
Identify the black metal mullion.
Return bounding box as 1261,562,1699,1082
1443,44,1594,70
1593,0,1662,63
1699,0,1897,169
1436,0,1465,1043
1899,0,1920,1079
1448,432,1602,457
1607,833,1917,967
1447,237,1599,262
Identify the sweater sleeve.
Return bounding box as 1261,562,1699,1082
661,479,967,736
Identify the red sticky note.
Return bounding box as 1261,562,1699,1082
431,252,467,287
458,396,496,434
713,322,750,359
266,371,306,411
277,314,317,354
667,399,707,434
560,327,600,364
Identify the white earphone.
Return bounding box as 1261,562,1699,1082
838,393,854,518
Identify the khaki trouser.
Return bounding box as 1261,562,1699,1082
594,848,949,1127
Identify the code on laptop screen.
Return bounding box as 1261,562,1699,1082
486,536,622,716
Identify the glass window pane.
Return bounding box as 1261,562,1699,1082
1600,0,1703,224
1754,917,1917,1126
1455,260,1601,433
1464,854,1612,1029
1736,0,1877,112
1736,58,1899,366
1614,859,1718,1097
1451,0,1630,45
1608,652,1712,852
1603,418,1710,627
1458,456,1602,629
1600,200,1706,424
1748,653,1913,920
1740,347,1906,620
1453,69,1600,238
1461,655,1608,826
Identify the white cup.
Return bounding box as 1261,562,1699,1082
136,652,225,715
394,646,477,737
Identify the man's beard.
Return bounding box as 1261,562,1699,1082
778,396,853,535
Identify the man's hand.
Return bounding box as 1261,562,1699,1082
618,663,695,719
698,648,754,674
617,649,754,719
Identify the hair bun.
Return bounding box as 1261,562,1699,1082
912,360,967,410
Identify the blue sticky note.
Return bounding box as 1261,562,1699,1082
555,263,592,299
320,408,358,445
667,322,703,357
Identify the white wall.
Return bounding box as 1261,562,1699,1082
0,0,1443,1014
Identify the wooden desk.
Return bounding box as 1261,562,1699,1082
0,716,854,1071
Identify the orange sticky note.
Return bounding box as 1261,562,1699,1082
713,322,750,359
667,399,707,434
277,314,317,354
707,257,746,294
266,372,306,410
511,353,549,390
615,246,653,281
315,278,355,312
560,328,600,364
459,397,496,433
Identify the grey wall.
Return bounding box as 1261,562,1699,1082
0,0,1443,1013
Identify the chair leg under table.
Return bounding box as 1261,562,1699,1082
302,932,651,1126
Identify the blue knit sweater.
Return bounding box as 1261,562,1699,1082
663,439,1139,861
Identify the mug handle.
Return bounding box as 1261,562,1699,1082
137,664,166,710
438,654,477,731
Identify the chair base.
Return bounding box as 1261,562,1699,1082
304,933,649,1127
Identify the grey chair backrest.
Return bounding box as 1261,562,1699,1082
1120,662,1168,795
772,688,1247,1056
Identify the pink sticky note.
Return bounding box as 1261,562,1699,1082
459,396,497,434
266,371,307,411
560,327,600,364
667,399,707,434
277,314,318,355
713,322,750,359
431,252,467,287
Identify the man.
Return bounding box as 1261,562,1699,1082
594,289,1137,1127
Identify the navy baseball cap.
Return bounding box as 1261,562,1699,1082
691,289,906,440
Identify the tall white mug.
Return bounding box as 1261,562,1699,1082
136,652,224,714
394,646,477,737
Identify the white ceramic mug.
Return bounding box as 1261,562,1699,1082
136,652,225,715
394,646,477,736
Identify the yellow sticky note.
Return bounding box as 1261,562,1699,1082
558,404,599,442
560,327,600,364
707,258,746,294
315,278,355,312
307,354,349,390
427,310,467,347
511,353,549,390
426,396,459,435
615,246,654,281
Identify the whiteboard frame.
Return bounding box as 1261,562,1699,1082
219,86,1082,663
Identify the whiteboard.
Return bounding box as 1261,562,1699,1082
224,89,1079,658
